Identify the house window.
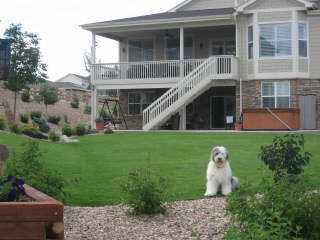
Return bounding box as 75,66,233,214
299,23,308,57
128,39,154,62
259,23,292,57
248,26,253,59
128,92,156,115
262,82,290,108
166,37,193,60
210,40,236,56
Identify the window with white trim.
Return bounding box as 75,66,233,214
248,26,253,59
259,23,292,58
128,92,156,115
299,23,308,57
128,39,154,62
262,82,290,108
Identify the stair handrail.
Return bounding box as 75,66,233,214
143,56,217,127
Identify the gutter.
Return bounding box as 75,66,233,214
81,14,234,31
308,10,320,15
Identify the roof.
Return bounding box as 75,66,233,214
81,8,235,29
34,81,89,91
56,73,90,83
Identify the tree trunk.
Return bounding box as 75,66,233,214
13,91,17,121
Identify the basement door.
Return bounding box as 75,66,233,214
210,96,236,129
299,94,317,130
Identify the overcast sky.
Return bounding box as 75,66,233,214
0,0,182,81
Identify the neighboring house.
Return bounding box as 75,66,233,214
56,73,90,89
81,0,320,130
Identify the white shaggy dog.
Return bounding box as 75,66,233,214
204,146,238,196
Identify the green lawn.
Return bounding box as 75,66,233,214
0,132,319,206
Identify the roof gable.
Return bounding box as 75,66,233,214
169,0,193,12
237,0,315,12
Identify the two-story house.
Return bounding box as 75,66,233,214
81,0,320,130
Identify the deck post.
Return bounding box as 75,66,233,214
179,27,187,130
91,32,97,129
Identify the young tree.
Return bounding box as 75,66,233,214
3,24,47,120
38,85,59,113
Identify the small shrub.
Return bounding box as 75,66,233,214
260,134,311,182
20,124,39,133
61,124,72,137
20,89,30,102
30,111,42,120
21,125,47,140
0,118,5,130
70,96,79,108
120,167,168,214
9,124,21,134
104,129,114,134
0,175,26,202
32,117,50,133
74,124,86,136
99,109,108,119
6,141,65,200
84,105,91,114
47,115,61,125
49,131,60,142
224,176,320,240
19,114,29,123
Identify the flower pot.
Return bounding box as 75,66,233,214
0,185,64,240
96,121,105,130
235,123,243,131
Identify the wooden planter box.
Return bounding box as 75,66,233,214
243,108,300,130
0,185,64,240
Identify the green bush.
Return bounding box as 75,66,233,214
99,109,108,119
49,131,60,142
32,117,50,133
104,129,114,134
224,176,320,240
6,141,65,200
20,124,39,133
260,134,311,182
30,111,42,120
9,124,21,134
120,167,168,214
74,124,86,136
20,114,29,123
0,118,5,130
47,115,61,125
20,89,30,102
70,96,79,108
61,124,72,137
84,105,91,114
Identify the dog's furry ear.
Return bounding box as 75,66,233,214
211,147,219,158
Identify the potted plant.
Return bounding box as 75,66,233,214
95,117,105,130
0,144,64,239
234,119,243,131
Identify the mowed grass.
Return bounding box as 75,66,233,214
1,132,319,206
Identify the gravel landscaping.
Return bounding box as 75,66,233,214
64,198,229,240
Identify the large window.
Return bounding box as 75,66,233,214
166,37,193,60
259,23,292,57
210,39,236,56
262,82,290,108
248,26,253,59
299,23,308,57
128,39,154,62
128,92,156,115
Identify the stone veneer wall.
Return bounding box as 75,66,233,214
118,88,168,129
241,79,320,129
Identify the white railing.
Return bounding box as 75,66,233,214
142,55,238,130
91,59,205,81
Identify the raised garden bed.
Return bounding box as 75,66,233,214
243,108,300,130
0,184,64,240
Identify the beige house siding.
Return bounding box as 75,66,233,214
299,59,309,72
178,0,235,11
246,0,304,10
309,15,320,78
298,11,307,21
248,61,254,74
258,59,294,73
119,39,128,62
258,11,292,22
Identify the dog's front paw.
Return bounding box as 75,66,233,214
204,192,215,197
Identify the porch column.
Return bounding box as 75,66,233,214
90,32,97,129
179,27,186,130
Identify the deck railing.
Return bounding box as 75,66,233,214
91,59,206,81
